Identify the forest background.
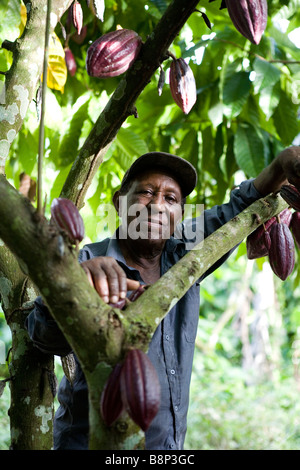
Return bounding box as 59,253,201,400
1,0,300,450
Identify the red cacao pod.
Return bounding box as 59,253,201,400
169,58,197,114
268,223,295,280
86,29,142,78
120,349,161,431
64,47,77,77
100,363,125,427
226,0,268,45
246,209,291,259
72,0,83,35
51,197,85,245
290,212,300,249
280,184,300,211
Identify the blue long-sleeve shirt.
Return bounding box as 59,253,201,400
25,180,262,450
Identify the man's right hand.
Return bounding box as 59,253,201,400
81,257,140,304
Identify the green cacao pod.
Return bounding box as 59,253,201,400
86,29,142,78
280,184,300,212
169,58,197,114
51,197,85,245
120,349,160,431
268,222,295,281
225,0,268,45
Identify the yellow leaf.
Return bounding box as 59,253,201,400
42,33,67,93
19,3,27,36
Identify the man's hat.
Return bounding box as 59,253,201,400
120,152,197,197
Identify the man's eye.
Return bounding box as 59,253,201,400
166,195,177,203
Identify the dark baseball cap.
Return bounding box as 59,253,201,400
120,152,197,197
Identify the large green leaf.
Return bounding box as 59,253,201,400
222,70,251,118
273,91,300,146
233,124,266,177
115,127,149,160
253,58,281,93
57,100,90,167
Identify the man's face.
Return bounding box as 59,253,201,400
116,169,184,243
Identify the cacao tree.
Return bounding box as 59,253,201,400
0,0,300,450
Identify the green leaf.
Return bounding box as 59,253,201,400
273,91,300,146
115,128,149,160
57,100,90,167
223,71,251,117
233,124,266,177
252,58,281,93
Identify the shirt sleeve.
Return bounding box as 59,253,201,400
202,180,262,279
174,180,262,281
203,179,262,237
25,299,72,357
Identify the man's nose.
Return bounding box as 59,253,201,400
149,193,166,212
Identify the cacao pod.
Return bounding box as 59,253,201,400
51,197,85,245
290,212,300,249
108,298,126,309
128,285,148,302
280,184,300,211
120,349,161,431
169,58,197,114
72,1,83,35
64,47,77,77
100,363,125,427
225,0,268,45
86,29,142,78
246,208,291,259
268,222,295,281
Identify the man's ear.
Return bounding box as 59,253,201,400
112,190,121,215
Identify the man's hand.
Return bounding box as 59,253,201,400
254,146,300,196
81,257,140,304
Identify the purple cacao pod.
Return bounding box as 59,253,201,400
268,222,295,281
100,363,125,427
65,47,77,76
72,0,83,35
225,0,268,45
86,29,142,78
169,58,197,114
246,209,291,259
51,198,85,245
120,349,161,431
290,212,300,249
280,184,300,212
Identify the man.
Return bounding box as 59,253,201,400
26,146,300,450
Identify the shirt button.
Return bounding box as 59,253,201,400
174,405,178,411
170,369,175,375
165,334,169,340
